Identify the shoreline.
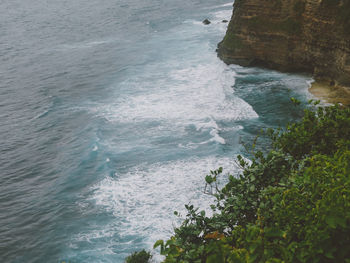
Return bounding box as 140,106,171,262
308,81,350,106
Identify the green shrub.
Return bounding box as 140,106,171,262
154,103,350,262
273,104,350,159
125,250,152,263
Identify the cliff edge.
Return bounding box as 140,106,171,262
217,0,350,86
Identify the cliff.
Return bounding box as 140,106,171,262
217,0,350,86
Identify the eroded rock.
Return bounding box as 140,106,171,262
217,0,350,87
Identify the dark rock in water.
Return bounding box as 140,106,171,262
222,20,228,23
202,19,211,25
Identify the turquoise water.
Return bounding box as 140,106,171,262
0,0,313,262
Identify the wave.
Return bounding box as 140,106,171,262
87,156,242,252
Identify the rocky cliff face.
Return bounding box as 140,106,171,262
217,0,350,86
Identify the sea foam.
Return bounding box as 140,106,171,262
89,156,242,250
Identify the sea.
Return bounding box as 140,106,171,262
0,0,313,262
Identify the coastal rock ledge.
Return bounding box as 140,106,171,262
217,0,350,86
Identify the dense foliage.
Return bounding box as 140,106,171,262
152,103,350,262
125,249,152,263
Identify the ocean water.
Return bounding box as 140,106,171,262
0,0,313,262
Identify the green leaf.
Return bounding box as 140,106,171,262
207,253,224,263
325,216,338,228
153,239,164,249
205,175,214,184
265,228,284,238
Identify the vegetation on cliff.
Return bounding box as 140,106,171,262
125,250,152,263
145,102,350,262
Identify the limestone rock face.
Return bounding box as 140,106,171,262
217,0,350,86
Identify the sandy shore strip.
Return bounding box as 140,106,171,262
309,81,350,106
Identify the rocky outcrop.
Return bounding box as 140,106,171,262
217,0,350,86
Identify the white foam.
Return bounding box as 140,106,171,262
212,9,233,21
93,59,257,149
220,2,234,7
188,20,205,26
57,40,110,51
86,7,257,149
204,2,234,9
208,8,233,34
97,62,256,124
209,129,226,144
88,156,242,249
